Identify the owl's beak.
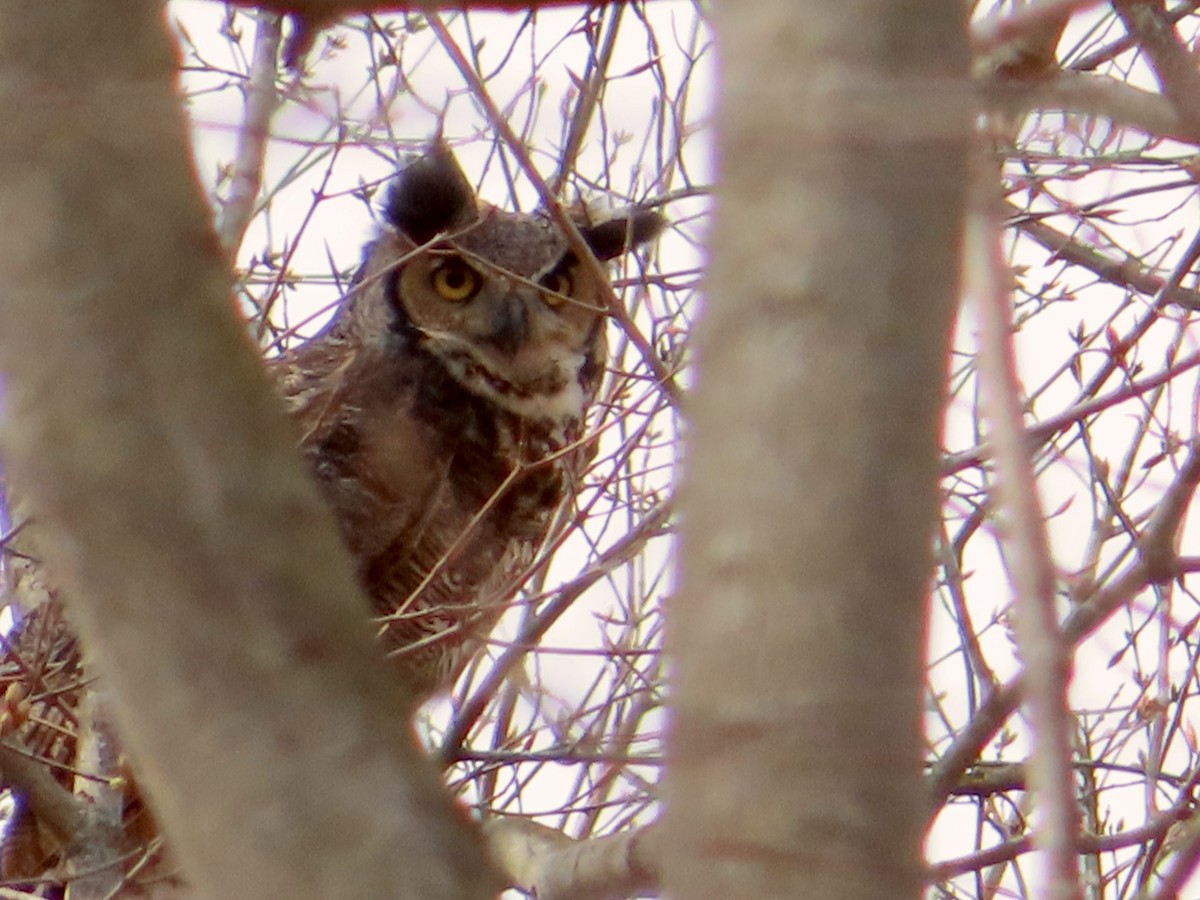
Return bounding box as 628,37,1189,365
485,296,529,357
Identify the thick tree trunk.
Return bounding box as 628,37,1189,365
0,4,494,899
666,4,970,898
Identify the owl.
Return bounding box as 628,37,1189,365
276,145,663,698
0,146,662,889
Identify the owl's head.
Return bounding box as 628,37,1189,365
366,145,662,427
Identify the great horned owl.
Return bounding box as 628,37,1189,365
276,145,663,698
0,146,662,890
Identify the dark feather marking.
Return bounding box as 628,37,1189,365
579,209,665,261
383,146,477,245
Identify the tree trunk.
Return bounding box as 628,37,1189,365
665,4,970,898
0,4,494,898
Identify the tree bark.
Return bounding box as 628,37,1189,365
666,4,970,898
0,4,494,899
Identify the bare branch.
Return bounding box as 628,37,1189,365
1135,440,1200,580
1012,201,1200,310
1021,70,1190,140
488,818,662,900
969,161,1081,900
0,742,92,850
928,802,1190,882
440,498,672,758
927,439,1200,818
971,0,1101,57
215,11,283,255
550,5,624,195
251,0,634,13
1113,0,1200,134
971,0,1076,80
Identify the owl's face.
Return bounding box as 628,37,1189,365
365,146,662,426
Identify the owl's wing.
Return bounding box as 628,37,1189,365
273,332,456,571
272,339,354,447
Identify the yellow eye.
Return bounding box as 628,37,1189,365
431,259,481,302
540,270,573,307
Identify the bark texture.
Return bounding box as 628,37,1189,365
0,3,494,899
666,4,970,898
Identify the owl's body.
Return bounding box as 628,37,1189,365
277,146,662,695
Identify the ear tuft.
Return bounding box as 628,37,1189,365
579,208,665,261
382,144,478,245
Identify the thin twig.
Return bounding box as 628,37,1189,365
1012,204,1200,311
551,4,623,195
0,740,87,846
970,159,1082,900
215,12,283,255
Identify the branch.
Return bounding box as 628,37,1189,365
1011,201,1200,311
928,443,1200,810
0,5,494,899
250,0,633,13
976,51,1198,142
1113,0,1200,135
971,0,1099,58
1138,440,1200,581
0,741,91,850
969,162,1081,899
944,348,1200,475
1148,817,1200,898
487,818,661,900
551,4,624,195
1021,70,1191,141
234,0,646,66
928,803,1189,881
971,0,1077,80
215,11,282,255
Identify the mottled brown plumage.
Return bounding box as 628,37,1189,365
276,146,663,696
